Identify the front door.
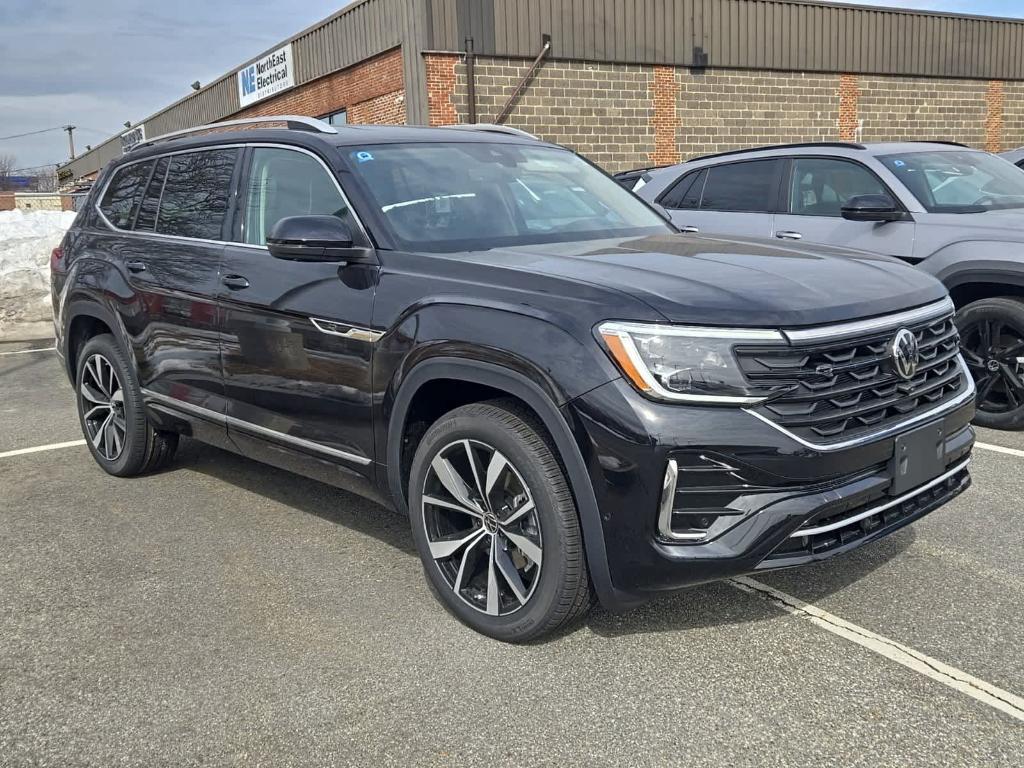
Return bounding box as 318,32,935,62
771,156,916,258
217,145,378,489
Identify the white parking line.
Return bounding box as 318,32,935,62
0,346,56,357
730,576,1024,724
0,440,86,460
974,441,1024,459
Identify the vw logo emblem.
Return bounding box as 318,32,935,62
890,328,920,380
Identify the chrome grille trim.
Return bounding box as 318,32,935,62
783,298,954,344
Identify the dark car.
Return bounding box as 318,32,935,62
630,142,1024,430
52,117,975,641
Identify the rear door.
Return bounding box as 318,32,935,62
96,148,239,416
660,159,782,238
217,145,378,487
771,156,916,258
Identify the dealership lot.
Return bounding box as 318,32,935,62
1,339,1022,767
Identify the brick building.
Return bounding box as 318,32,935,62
61,0,1024,182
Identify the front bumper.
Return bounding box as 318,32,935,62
564,377,975,605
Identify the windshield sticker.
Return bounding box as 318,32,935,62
355,151,374,163
893,160,906,168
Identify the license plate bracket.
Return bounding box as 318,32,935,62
889,420,945,496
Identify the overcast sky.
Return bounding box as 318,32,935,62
0,0,1021,169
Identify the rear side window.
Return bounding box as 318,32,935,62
660,169,706,210
134,157,169,232
98,161,153,229
700,160,781,213
156,149,239,240
242,148,349,246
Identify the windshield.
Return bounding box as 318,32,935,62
342,142,670,251
878,150,1024,213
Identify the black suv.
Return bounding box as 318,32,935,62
52,117,975,641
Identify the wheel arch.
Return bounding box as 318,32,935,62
62,300,132,384
386,357,627,610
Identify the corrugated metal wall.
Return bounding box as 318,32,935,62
64,0,1024,180
427,0,1024,79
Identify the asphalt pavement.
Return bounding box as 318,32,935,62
1,339,1022,767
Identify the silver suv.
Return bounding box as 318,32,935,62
630,141,1024,429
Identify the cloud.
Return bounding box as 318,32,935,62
0,0,345,167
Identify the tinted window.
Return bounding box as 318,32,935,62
99,161,153,229
789,158,887,216
660,169,706,209
156,149,238,240
134,156,168,232
243,148,349,246
700,160,780,212
344,142,668,252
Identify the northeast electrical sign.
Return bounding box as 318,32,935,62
237,44,295,107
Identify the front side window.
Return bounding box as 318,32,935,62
879,150,1024,212
242,148,350,246
99,160,153,229
700,160,781,213
789,158,888,217
343,142,669,251
156,149,239,240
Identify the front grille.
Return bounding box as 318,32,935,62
765,463,970,561
737,310,965,444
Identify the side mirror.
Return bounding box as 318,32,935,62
841,194,904,222
266,215,364,262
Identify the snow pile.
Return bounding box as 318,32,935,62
0,209,77,329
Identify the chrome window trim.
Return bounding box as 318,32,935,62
94,142,371,250
141,389,371,466
743,354,975,453
783,298,954,344
791,457,971,538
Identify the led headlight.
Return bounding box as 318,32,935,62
597,321,787,404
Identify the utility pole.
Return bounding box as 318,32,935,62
63,125,76,160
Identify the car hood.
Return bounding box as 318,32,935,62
477,233,947,327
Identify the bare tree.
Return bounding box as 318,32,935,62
0,154,15,191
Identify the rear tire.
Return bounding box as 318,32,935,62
408,400,591,642
75,334,178,476
956,297,1024,431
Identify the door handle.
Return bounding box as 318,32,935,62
679,225,700,233
775,231,803,240
221,274,250,290
126,260,147,273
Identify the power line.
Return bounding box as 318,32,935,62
0,126,66,142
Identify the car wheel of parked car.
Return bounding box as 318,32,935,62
76,334,178,476
956,298,1024,430
408,400,591,642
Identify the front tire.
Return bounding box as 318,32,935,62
408,400,591,642
956,298,1024,430
75,334,178,476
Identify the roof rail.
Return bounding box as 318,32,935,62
688,141,867,164
132,115,337,151
613,164,669,178
444,123,539,140
904,140,970,148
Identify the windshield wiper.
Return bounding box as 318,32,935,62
932,205,989,214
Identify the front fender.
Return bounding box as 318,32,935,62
917,240,1024,291
386,356,636,612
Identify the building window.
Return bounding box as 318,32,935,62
322,109,347,126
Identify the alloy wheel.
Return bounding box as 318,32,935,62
961,318,1024,414
79,353,127,461
421,439,542,616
